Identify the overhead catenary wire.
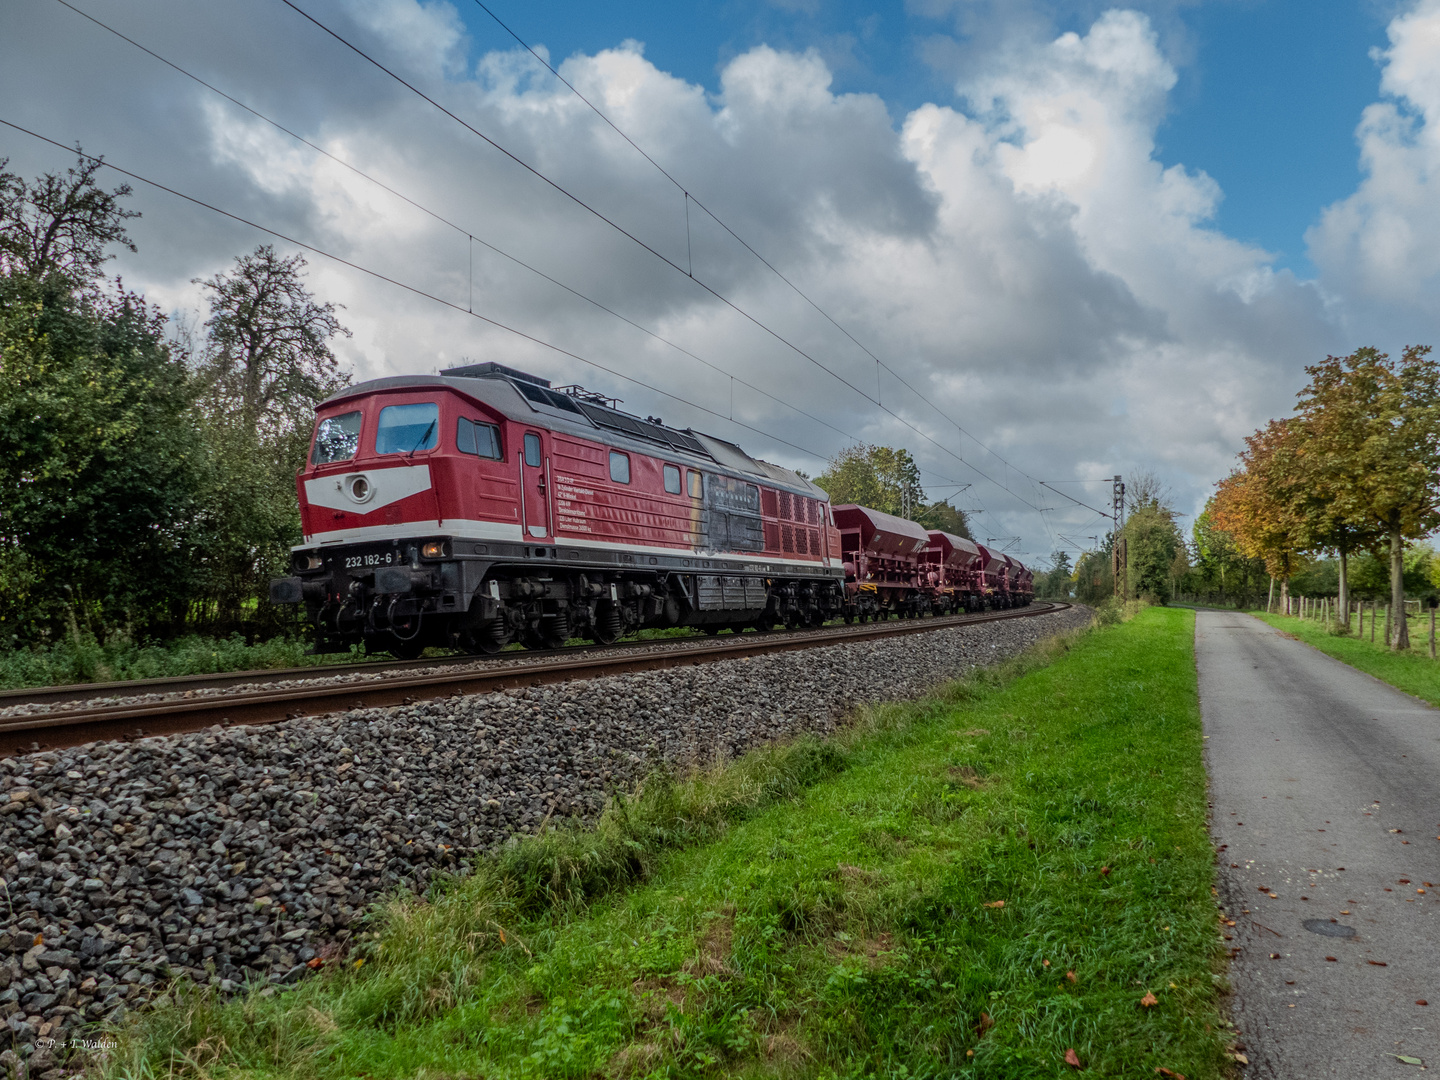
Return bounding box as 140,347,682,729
0,117,986,501
44,0,857,451
272,0,1051,517
465,0,1066,510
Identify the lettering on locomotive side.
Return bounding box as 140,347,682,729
554,474,594,533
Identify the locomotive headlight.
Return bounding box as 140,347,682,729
421,541,445,558
347,475,372,503
304,554,323,570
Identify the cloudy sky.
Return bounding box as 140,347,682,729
4,0,1439,564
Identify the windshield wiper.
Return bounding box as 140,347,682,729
407,420,436,458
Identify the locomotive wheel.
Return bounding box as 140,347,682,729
461,616,511,654
593,600,624,645
539,612,571,650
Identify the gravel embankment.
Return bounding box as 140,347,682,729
0,606,1088,1075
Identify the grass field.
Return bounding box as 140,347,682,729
1252,609,1440,707
102,607,1230,1080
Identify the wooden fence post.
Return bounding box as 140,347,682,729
1429,607,1435,660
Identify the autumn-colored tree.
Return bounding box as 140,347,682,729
1212,419,1306,612
1293,346,1440,648
1291,352,1386,628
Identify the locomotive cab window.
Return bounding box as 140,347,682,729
311,410,361,464
456,417,502,460
609,450,630,484
523,432,542,467
376,402,438,455
663,464,681,494
687,470,702,499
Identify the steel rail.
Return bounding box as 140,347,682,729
2,604,1068,755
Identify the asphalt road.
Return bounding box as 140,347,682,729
1196,610,1440,1078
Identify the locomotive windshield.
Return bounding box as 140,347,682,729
376,402,439,455
310,411,361,464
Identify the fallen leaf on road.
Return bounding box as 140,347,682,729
983,900,1005,909
1367,960,1387,966
1399,879,1411,884
1140,992,1158,1008
1325,956,1338,962
1233,1053,1249,1065
1064,1048,1082,1069
1419,1000,1429,1006
1269,953,1280,959
1393,1055,1424,1066
1268,892,1278,898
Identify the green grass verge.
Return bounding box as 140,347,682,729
1251,610,1440,706
101,607,1228,1080
0,634,374,691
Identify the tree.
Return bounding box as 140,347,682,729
1189,500,1269,607
917,499,973,539
1292,351,1387,629
1039,550,1073,598
195,245,350,437
1110,470,1185,603
190,246,351,628
813,444,925,519
1211,420,1306,612
1293,346,1440,649
0,152,138,286
0,154,204,643
0,281,202,641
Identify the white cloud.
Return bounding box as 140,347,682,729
1309,0,1440,320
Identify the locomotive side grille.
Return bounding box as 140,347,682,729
696,575,724,610
764,521,780,550
762,489,779,518
802,498,812,525
744,577,768,608
810,528,821,555
795,528,807,555
781,525,794,553
780,491,793,520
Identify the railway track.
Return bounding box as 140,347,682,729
1,602,1069,754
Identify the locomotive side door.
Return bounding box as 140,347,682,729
519,429,550,538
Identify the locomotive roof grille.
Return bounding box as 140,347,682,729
574,401,712,458
511,379,585,414
442,361,552,387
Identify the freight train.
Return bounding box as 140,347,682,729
269,363,1031,657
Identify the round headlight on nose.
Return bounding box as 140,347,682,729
348,475,372,503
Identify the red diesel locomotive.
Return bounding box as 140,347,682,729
270,362,1030,655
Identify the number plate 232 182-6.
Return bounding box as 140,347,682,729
344,551,396,569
